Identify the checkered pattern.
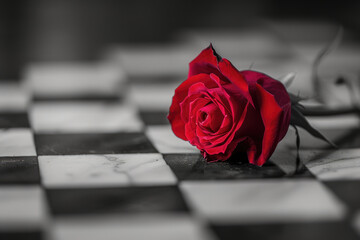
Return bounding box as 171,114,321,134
1,35,360,240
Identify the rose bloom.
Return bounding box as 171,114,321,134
168,45,291,166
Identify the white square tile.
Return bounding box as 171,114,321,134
0,129,36,156
52,214,215,240
145,125,198,154
0,83,30,111
104,44,194,76
180,179,346,223
0,186,47,229
306,115,360,130
38,154,177,188
30,102,143,133
24,62,126,97
127,83,178,111
301,149,360,180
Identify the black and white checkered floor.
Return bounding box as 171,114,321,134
1,28,360,240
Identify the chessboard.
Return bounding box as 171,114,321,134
1,26,360,240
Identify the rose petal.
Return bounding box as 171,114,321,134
218,59,254,106
168,73,216,140
250,83,289,166
188,45,229,85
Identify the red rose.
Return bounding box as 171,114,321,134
168,45,291,166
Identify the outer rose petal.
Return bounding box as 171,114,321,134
239,70,291,166
218,59,254,106
188,45,220,78
240,70,291,142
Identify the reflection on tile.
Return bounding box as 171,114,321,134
164,154,287,180
0,83,30,111
127,83,178,110
31,103,143,133
53,215,214,240
39,154,176,188
324,181,360,209
46,186,188,215
301,149,360,180
0,129,36,157
145,126,198,154
0,157,40,184
181,180,345,223
0,186,46,228
212,221,359,240
24,62,126,98
35,133,158,155
0,112,30,128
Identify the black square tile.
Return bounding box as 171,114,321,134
0,112,30,128
129,75,182,84
332,128,360,148
211,222,359,240
46,186,189,215
139,110,169,125
290,128,360,149
35,133,158,155
324,180,360,210
0,157,40,184
163,153,288,180
0,231,43,240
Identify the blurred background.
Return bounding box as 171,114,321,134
1,0,360,79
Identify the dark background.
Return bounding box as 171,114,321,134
0,0,359,79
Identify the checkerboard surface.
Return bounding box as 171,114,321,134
1,33,360,240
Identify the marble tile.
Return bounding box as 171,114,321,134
301,149,360,180
180,179,346,223
353,211,360,237
324,180,360,209
281,127,360,149
212,221,359,240
179,29,288,60
24,62,126,98
163,154,289,180
139,110,169,125
39,154,176,188
35,132,158,155
0,157,40,184
0,186,47,229
0,112,30,128
0,83,30,111
46,186,189,215
127,83,178,111
269,146,314,177
33,95,121,102
0,231,43,240
306,115,360,130
104,44,195,76
0,129,36,157
52,215,215,240
145,126,198,154
30,103,143,133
